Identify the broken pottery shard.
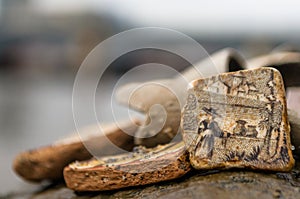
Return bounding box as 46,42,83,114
64,142,190,191
181,67,295,171
13,120,138,182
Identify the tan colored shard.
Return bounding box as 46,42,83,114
64,142,190,191
181,67,295,171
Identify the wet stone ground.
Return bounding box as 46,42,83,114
2,161,300,199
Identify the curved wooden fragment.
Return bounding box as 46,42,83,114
13,120,138,182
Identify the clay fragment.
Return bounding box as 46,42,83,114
63,142,190,191
13,120,138,182
181,67,295,171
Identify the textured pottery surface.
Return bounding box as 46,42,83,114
64,142,190,191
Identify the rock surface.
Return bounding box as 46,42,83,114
3,163,300,199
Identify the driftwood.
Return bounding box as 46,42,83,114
13,120,138,182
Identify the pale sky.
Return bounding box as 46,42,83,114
30,0,300,37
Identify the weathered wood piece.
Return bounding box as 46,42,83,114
181,67,295,171
13,120,138,182
64,142,190,191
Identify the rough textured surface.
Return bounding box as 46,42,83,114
3,163,300,199
182,67,294,171
13,121,137,182
64,142,191,191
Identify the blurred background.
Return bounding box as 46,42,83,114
1,0,300,196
